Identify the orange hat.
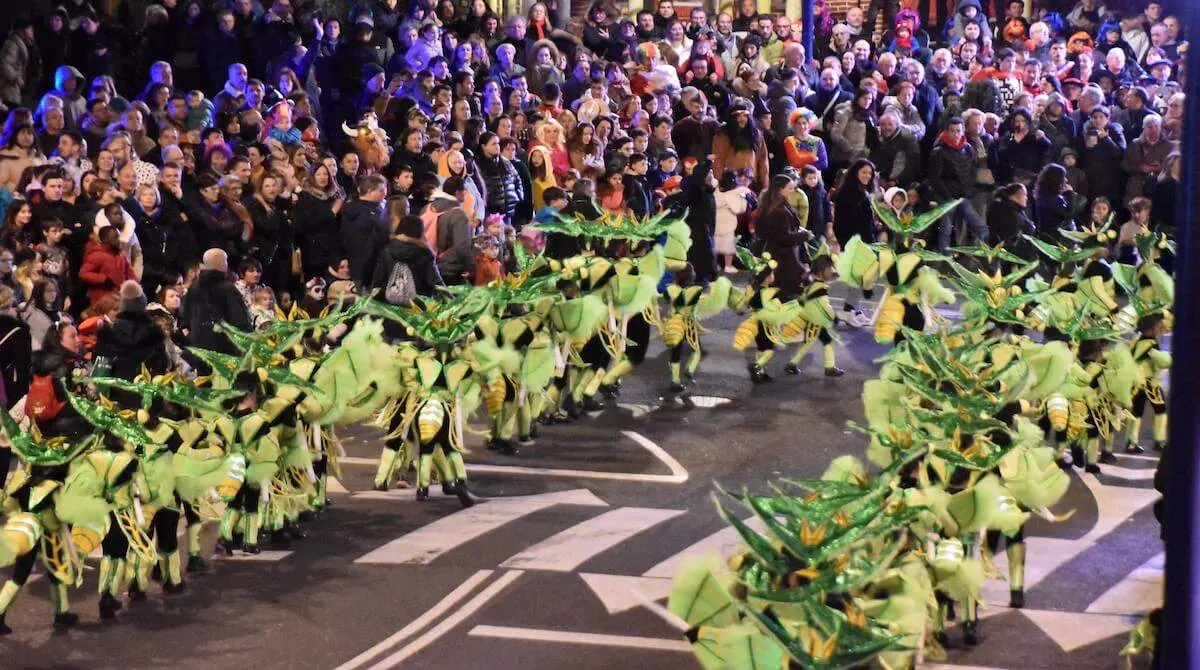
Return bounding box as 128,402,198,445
662,175,683,191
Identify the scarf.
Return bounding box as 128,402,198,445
268,126,302,147
938,129,967,151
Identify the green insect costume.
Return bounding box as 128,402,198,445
660,276,731,391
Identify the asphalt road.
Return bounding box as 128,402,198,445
1,306,1162,670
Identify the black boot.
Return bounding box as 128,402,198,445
456,481,476,508
485,438,499,451
441,481,458,495
52,612,79,629
528,425,538,439
99,593,122,619
496,439,520,456
269,530,291,549
242,542,261,555
163,581,186,595
150,563,163,582
1126,441,1145,454
783,363,800,375
1010,589,1024,608
1098,451,1117,465
0,614,11,635
285,524,307,540
962,620,979,646
128,584,148,603
415,487,430,501
749,364,771,384
824,367,845,377
1070,445,1085,469
581,395,603,411
933,630,949,647
668,382,685,393
187,555,209,574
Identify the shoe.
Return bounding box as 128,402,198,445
582,396,603,412
668,382,685,393
187,555,209,574
52,612,79,629
151,563,163,582
749,364,771,384
783,363,800,375
528,425,538,439
441,481,458,495
1085,463,1101,474
0,615,11,635
99,593,122,619
1070,445,1085,469
1055,456,1073,471
599,383,621,398
242,544,261,555
1098,451,1117,465
723,266,737,274
1126,441,1145,454
128,585,148,603
415,487,430,501
1154,441,1167,452
485,438,499,451
517,434,535,445
824,367,845,377
298,511,316,523
962,620,979,646
1009,589,1024,608
933,630,949,647
497,440,520,456
455,482,476,508
285,524,307,541
163,581,186,595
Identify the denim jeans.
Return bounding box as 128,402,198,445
938,199,989,251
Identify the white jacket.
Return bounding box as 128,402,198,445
713,186,751,254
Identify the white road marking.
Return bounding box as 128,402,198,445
467,625,691,652
499,507,685,572
1086,552,1163,616
579,573,673,615
1077,472,1160,543
1095,464,1156,481
1020,609,1140,652
354,489,607,565
215,550,293,562
328,478,349,494
339,431,690,484
333,569,494,670
367,571,524,669
642,516,766,579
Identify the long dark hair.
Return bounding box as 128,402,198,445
1033,163,1067,202
722,105,761,152
757,174,795,217
836,159,877,198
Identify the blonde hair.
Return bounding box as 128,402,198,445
134,183,160,209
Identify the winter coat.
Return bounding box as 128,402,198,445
1122,137,1178,203
0,31,39,106
19,304,55,354
928,138,976,200
680,175,719,282
714,187,752,256
800,183,832,235
987,196,1036,254
623,175,653,219
871,129,921,186
0,313,31,407
1034,192,1085,240
370,235,444,297
829,102,877,165
997,132,1052,185
339,198,390,287
429,196,475,282
756,201,812,300
476,154,522,220
126,202,181,300
78,241,137,307
95,309,170,400
1082,134,1126,203
293,191,344,280
181,269,252,356
711,132,770,191
832,185,876,246
191,199,247,261
246,197,294,291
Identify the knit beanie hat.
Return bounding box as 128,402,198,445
120,280,147,313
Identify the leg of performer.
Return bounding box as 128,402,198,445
517,397,534,442
416,440,435,500
0,547,38,634
1127,390,1147,453
750,324,774,382
1007,526,1026,608
668,344,684,390
240,486,262,554
154,508,185,593
1152,394,1168,450
785,339,814,374
49,576,77,627
685,344,702,379
99,519,128,618
602,356,633,387
820,328,842,376
183,502,207,573
444,448,474,508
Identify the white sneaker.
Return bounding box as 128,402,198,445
723,267,737,274
847,309,869,328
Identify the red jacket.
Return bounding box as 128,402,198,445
77,240,136,307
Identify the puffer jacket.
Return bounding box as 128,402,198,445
927,137,976,200
829,101,877,164
476,154,522,219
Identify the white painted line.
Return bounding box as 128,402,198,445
354,489,607,565
215,550,293,562
1078,472,1161,543
1021,609,1140,652
642,516,765,579
580,573,673,615
328,478,350,494
467,625,691,652
340,432,689,484
368,571,524,669
1097,464,1156,481
499,507,685,572
1086,552,1164,616
333,569,494,670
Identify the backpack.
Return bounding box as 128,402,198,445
420,205,445,251
26,374,65,423
384,260,416,305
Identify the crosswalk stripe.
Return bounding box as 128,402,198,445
500,507,686,572
641,516,765,579
1086,552,1163,616
354,489,607,565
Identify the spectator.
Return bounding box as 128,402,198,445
0,18,40,109
1033,162,1086,240
755,174,811,300
78,224,137,307
928,118,989,250
711,101,768,190
181,248,252,357
94,280,170,391
340,174,390,287
427,177,475,284
294,164,346,281
829,86,878,171
1122,114,1176,204
871,111,921,188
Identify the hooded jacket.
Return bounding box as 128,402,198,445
429,195,475,282
51,65,86,127
476,153,523,220
339,197,390,286
78,240,137,307
370,235,444,297
181,269,252,356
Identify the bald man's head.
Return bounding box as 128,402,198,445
203,248,229,272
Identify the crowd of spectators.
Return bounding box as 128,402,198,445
0,0,1187,416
